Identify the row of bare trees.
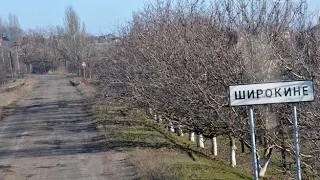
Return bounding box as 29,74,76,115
0,6,102,80
95,0,320,178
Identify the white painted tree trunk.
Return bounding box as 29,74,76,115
149,107,153,116
177,124,184,136
211,136,218,156
189,132,195,142
259,159,270,177
258,147,273,177
230,137,237,167
158,115,163,124
153,113,158,121
196,134,204,148
168,121,175,132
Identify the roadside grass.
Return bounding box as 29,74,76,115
171,159,250,180
91,100,310,179
75,78,317,179
92,100,253,180
175,128,317,179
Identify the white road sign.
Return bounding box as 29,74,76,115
229,81,314,106
82,62,86,67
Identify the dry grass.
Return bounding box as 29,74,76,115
127,148,184,180
0,77,38,107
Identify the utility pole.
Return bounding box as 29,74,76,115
9,51,14,79
12,41,20,76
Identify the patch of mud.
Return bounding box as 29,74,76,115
34,139,65,145
37,165,55,169
25,174,36,178
0,165,12,169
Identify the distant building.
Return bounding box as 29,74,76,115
97,34,120,43
87,34,120,45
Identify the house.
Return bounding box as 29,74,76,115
98,34,120,43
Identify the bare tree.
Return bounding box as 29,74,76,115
61,6,87,74
5,14,23,75
95,0,320,179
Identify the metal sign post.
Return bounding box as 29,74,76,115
292,103,301,180
228,80,314,179
248,105,259,180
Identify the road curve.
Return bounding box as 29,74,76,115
0,74,137,180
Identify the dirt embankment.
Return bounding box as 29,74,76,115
0,76,38,118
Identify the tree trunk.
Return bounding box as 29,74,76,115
148,108,153,116
230,137,237,167
29,64,33,73
177,124,184,136
158,115,163,124
196,133,204,148
241,139,245,153
16,46,20,76
168,120,175,132
211,136,218,156
263,130,269,149
281,146,286,174
65,59,68,73
189,131,195,142
259,132,264,146
153,113,158,121
9,51,14,79
259,147,273,177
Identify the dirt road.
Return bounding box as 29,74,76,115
0,75,137,180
